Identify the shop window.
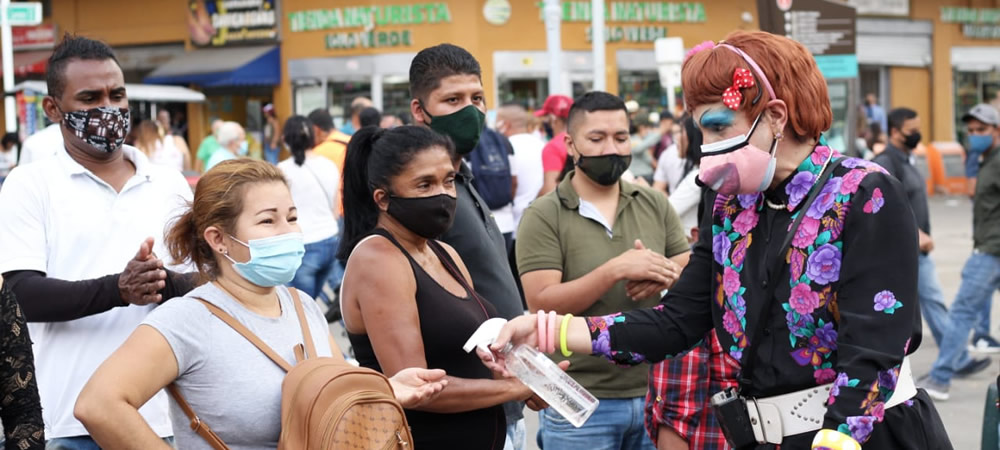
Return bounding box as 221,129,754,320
383,79,413,121
328,81,372,128
572,80,592,100
859,66,881,102
618,71,665,111
294,81,325,116
952,70,1000,142
498,78,547,110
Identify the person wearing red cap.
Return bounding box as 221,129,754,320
535,94,574,197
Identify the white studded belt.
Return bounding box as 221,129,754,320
745,356,916,444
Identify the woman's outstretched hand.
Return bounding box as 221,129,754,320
389,367,448,408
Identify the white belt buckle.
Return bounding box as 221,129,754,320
745,398,783,444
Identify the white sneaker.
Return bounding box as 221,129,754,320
917,375,950,401
968,336,1000,354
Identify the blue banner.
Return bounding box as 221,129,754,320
814,54,859,79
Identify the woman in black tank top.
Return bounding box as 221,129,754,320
337,126,533,449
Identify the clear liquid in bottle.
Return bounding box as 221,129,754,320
463,318,600,428
500,343,599,428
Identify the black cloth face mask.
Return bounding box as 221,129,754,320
575,153,632,186
386,193,458,239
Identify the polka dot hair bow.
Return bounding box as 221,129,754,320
722,68,755,110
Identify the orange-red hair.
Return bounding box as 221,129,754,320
682,30,832,141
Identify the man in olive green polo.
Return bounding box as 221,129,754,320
515,91,691,449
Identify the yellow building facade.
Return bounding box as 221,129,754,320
6,0,1000,150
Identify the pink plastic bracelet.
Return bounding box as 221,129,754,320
547,311,558,354
536,310,546,352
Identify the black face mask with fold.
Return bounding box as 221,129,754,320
386,193,458,239
575,153,632,186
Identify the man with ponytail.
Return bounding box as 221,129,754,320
408,43,528,449
0,35,196,447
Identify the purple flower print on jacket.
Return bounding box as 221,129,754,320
787,171,816,208
713,232,731,266
807,178,844,219
806,244,842,285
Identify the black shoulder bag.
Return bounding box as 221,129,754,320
711,157,846,449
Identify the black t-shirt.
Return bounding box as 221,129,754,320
873,145,931,235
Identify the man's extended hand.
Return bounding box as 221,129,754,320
118,237,167,305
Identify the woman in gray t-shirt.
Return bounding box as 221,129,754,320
75,158,447,449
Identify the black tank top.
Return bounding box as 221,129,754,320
347,229,506,450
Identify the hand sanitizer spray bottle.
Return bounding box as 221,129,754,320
464,318,599,427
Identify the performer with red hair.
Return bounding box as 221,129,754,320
484,30,951,449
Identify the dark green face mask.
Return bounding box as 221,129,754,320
576,153,632,186
422,103,485,154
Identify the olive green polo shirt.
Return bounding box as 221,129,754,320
515,171,690,398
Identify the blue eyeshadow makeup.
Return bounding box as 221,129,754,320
699,109,735,128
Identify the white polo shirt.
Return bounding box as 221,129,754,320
0,145,192,439
18,123,63,165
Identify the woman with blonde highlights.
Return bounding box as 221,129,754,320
483,31,951,449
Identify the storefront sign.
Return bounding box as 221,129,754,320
535,2,706,23
326,30,413,50
288,3,452,51
844,0,908,17
287,3,452,32
758,0,856,56
758,0,857,78
12,24,55,50
940,7,1000,40
585,25,667,42
188,0,278,47
940,7,1000,23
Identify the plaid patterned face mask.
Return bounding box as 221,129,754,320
62,106,130,153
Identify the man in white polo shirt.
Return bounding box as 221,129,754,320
0,35,195,448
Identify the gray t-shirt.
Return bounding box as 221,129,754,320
142,283,333,450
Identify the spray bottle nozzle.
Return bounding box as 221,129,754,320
462,318,509,355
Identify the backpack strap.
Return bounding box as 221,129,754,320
288,288,317,361
193,297,293,372
166,385,230,450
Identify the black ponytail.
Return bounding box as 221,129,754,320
337,125,455,261
338,126,383,261
282,115,314,166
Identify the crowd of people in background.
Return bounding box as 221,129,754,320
2,27,1000,450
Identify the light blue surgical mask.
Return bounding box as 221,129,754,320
238,140,249,156
224,232,305,287
968,134,994,155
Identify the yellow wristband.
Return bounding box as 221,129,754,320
811,429,860,450
560,314,574,357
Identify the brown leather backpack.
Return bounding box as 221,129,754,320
166,289,414,449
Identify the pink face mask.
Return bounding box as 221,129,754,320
697,112,778,195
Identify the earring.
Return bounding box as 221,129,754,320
775,131,784,141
